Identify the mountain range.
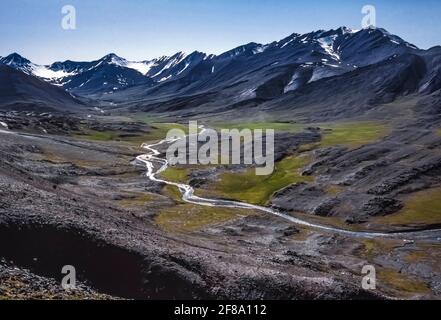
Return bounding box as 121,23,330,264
1,26,441,117
2,26,441,300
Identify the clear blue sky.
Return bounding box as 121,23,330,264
1,0,440,64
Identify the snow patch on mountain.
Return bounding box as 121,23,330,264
159,75,172,82
152,52,188,77
124,61,155,75
239,88,256,99
177,62,191,75
284,72,302,93
31,65,76,79
317,35,340,61
309,66,336,82
252,45,269,54
100,54,156,75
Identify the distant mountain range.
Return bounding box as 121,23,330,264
1,26,441,117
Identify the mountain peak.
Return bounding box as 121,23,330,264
355,27,419,49
0,26,428,98
298,26,358,40
335,26,359,34
170,51,188,60
218,42,266,58
0,52,31,66
103,53,119,58
101,53,125,63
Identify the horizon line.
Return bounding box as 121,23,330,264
3,25,438,65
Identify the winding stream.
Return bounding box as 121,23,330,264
1,127,438,239
0,129,441,241
136,130,441,240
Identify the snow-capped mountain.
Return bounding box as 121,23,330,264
146,51,209,81
103,26,424,104
2,26,441,119
1,26,433,102
0,53,76,81
54,53,154,95
0,53,32,72
0,52,204,95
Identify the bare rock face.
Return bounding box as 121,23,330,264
313,198,341,217
271,183,327,213
362,197,403,217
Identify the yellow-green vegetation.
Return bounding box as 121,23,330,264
318,122,389,148
198,155,313,205
162,185,185,203
73,129,144,145
212,120,388,148
155,204,251,233
404,244,441,265
74,120,387,151
73,122,188,145
76,130,116,141
212,121,304,132
437,128,441,137
359,239,399,259
41,149,103,168
116,193,157,208
159,166,190,184
131,113,160,124
297,142,321,153
356,240,430,294
146,122,189,141
378,268,430,294
377,188,441,225
404,250,429,264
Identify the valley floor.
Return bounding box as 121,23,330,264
0,112,440,299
